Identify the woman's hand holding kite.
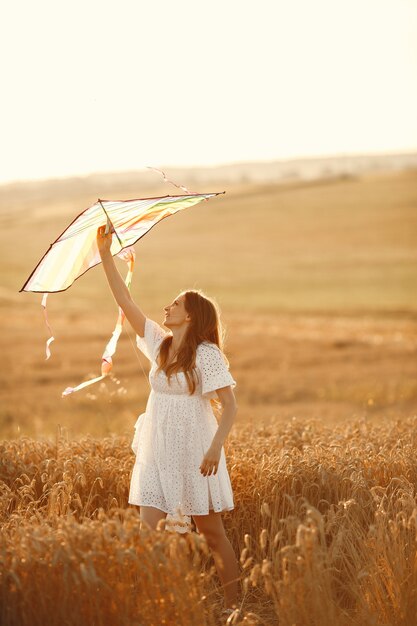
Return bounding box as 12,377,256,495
97,225,112,257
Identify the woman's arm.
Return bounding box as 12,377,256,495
209,386,238,449
96,226,147,337
200,386,238,476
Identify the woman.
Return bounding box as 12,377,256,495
96,225,241,615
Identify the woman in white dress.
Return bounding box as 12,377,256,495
96,226,240,614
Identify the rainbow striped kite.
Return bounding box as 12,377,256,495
20,193,223,293
20,191,224,395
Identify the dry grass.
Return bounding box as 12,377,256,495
1,417,417,625
1,169,417,437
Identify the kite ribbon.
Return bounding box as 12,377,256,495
41,293,55,360
62,246,136,397
146,166,208,200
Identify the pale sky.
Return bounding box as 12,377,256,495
1,0,416,184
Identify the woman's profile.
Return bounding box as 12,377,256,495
96,225,241,615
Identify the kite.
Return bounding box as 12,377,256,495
20,188,225,396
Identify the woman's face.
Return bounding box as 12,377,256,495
163,294,190,327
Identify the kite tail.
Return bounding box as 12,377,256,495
41,293,55,360
62,248,136,398
146,166,208,200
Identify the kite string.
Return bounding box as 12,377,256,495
146,166,208,200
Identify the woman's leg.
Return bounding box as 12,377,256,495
192,510,241,609
139,505,167,531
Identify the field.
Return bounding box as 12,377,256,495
1,169,417,624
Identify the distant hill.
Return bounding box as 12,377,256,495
0,151,416,209
165,151,417,185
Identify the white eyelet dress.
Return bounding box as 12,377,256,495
128,317,237,533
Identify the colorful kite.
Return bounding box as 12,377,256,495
20,190,224,396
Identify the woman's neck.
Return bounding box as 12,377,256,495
169,327,188,352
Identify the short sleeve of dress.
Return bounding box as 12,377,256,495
136,318,167,362
197,342,237,400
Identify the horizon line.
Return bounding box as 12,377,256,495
1,147,416,188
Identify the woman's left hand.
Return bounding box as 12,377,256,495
96,225,113,257
200,444,222,476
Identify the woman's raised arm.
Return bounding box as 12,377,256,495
96,225,147,337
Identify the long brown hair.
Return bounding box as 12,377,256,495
156,289,229,400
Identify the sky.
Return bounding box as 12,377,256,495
1,0,416,184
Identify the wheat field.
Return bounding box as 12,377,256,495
1,169,417,624
1,418,417,625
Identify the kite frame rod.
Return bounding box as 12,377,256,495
98,199,124,248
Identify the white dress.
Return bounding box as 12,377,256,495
128,317,237,533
